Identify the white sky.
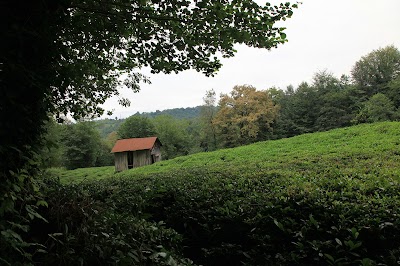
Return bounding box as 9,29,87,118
101,0,400,119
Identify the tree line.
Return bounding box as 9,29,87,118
44,45,400,170
204,45,400,149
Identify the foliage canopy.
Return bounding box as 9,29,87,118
117,115,157,139
4,0,298,120
214,85,279,147
351,45,400,96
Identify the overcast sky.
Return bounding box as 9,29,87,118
101,0,400,119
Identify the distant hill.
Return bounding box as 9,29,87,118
94,118,125,138
141,106,201,120
95,106,202,137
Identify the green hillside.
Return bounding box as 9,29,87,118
45,122,400,265
141,106,202,120
133,121,398,173
56,122,400,182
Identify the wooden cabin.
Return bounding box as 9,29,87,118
111,137,162,172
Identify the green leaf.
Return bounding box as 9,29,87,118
324,253,334,262
36,200,48,208
309,214,319,228
274,219,285,231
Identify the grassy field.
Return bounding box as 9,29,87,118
44,122,400,265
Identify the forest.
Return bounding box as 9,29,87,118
42,45,400,170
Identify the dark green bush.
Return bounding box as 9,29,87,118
34,178,194,265
44,166,400,265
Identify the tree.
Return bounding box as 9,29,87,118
264,87,288,138
385,76,400,109
62,122,103,170
1,0,298,175
354,93,397,123
312,71,356,131
38,119,65,168
351,45,400,97
153,115,190,159
315,89,356,131
95,140,115,167
3,0,297,122
185,118,203,154
117,115,157,139
284,82,319,135
273,71,356,136
213,85,279,147
106,131,119,148
200,89,218,151
1,1,297,262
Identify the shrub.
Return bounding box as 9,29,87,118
34,178,194,265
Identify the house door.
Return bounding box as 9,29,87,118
127,151,134,169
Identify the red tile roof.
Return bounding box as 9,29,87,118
111,137,160,153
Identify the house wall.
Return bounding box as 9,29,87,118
151,142,162,162
133,150,152,167
114,152,128,172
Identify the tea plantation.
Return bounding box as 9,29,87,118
41,122,400,265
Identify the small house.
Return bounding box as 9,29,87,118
111,137,162,172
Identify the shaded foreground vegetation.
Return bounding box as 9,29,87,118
40,122,400,265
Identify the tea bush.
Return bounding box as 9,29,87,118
34,178,194,265
79,167,400,265
42,122,400,265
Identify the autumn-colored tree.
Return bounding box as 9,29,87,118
213,85,279,147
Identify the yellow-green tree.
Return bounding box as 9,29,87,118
213,85,279,147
